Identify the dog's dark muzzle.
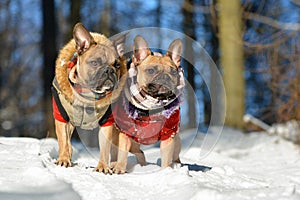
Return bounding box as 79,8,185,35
91,66,118,93
146,73,178,99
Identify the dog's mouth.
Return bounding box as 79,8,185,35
89,67,118,95
145,83,176,100
91,78,116,94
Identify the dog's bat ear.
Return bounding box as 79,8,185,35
133,35,151,63
112,33,127,57
73,23,96,54
166,39,182,67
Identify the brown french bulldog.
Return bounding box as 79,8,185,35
112,35,183,174
52,23,128,174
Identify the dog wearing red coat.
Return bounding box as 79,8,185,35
111,35,184,174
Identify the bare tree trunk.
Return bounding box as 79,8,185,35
67,0,81,41
182,0,197,128
217,0,245,129
156,0,162,50
156,0,161,27
296,49,300,120
99,0,111,36
203,1,219,126
42,0,57,137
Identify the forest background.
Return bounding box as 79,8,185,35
1,0,299,139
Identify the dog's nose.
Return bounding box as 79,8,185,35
159,73,171,81
105,67,114,74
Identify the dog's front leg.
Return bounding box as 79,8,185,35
94,125,113,174
112,132,131,174
160,136,175,168
55,120,74,167
173,134,181,164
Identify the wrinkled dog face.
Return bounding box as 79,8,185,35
138,57,179,99
133,36,182,100
70,23,124,94
77,44,119,93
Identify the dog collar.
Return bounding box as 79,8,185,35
124,95,180,119
68,53,78,69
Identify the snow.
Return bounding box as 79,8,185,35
0,127,300,200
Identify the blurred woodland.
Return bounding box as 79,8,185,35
0,0,300,138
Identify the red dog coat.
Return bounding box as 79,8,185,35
113,99,180,145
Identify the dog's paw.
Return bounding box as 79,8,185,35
172,162,182,169
94,162,112,174
112,162,126,174
110,161,117,169
55,157,72,167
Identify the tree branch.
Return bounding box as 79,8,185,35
244,11,300,31
290,0,300,7
182,1,211,14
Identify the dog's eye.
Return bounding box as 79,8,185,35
90,60,99,67
170,68,178,76
89,60,100,67
146,68,155,75
89,58,103,67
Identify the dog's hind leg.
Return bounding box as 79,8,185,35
130,141,146,166
110,125,119,164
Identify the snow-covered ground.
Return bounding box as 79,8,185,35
0,127,300,200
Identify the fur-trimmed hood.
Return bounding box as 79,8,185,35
54,32,127,108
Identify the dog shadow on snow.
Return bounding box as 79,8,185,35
156,158,212,172
127,156,212,173
181,163,212,172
